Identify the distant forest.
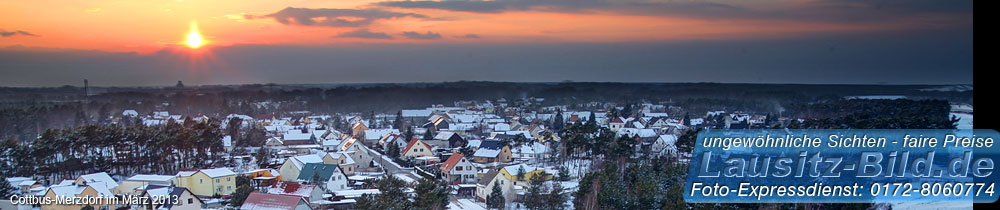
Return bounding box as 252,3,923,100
0,82,973,141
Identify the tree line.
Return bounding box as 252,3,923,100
0,119,226,183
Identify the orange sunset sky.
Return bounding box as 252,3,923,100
0,0,971,53
0,0,973,86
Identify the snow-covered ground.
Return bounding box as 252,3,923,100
951,113,973,129
448,199,487,210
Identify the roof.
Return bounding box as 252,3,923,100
144,185,198,209
241,192,309,210
283,131,314,141
289,154,325,169
265,182,317,200
439,153,464,172
478,140,503,150
400,137,428,156
334,152,356,165
127,174,175,182
501,164,541,176
364,129,399,140
49,184,114,198
201,168,237,178
466,140,482,148
658,135,678,145
477,170,500,186
474,147,501,158
434,131,456,140
79,172,118,190
296,163,342,181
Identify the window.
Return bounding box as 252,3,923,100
227,177,231,181
188,198,194,204
200,179,203,184
228,186,232,190
216,179,220,183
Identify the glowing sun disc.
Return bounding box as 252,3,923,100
185,21,205,48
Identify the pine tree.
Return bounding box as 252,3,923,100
552,110,564,131
587,112,596,127
558,166,570,181
0,176,17,198
230,183,254,207
524,174,547,210
517,166,527,181
413,177,451,210
424,129,434,140
387,142,401,159
394,110,404,129
404,127,414,142
487,181,506,209
547,182,568,210
683,114,691,127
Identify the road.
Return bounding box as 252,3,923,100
360,144,422,182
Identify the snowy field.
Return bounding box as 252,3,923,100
951,112,973,129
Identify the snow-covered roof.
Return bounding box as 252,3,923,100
473,147,501,158
658,135,678,145
123,110,139,117
127,174,176,182
201,168,237,178
617,128,658,138
177,171,198,177
322,139,343,146
434,131,456,140
265,182,317,198
241,192,306,210
333,189,380,198
466,140,482,148
501,164,541,175
283,131,313,141
79,172,118,190
364,129,399,140
290,154,324,169
493,123,510,131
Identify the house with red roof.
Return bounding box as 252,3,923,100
240,192,312,210
401,137,434,158
263,182,323,204
439,153,478,185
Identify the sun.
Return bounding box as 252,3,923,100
185,21,206,49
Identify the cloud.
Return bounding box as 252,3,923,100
261,7,429,27
375,0,746,15
375,0,972,24
455,34,480,39
335,29,394,39
0,29,38,37
401,31,442,40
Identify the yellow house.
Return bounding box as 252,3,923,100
322,152,357,176
498,164,551,186
351,121,368,139
176,168,237,197
41,184,115,210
